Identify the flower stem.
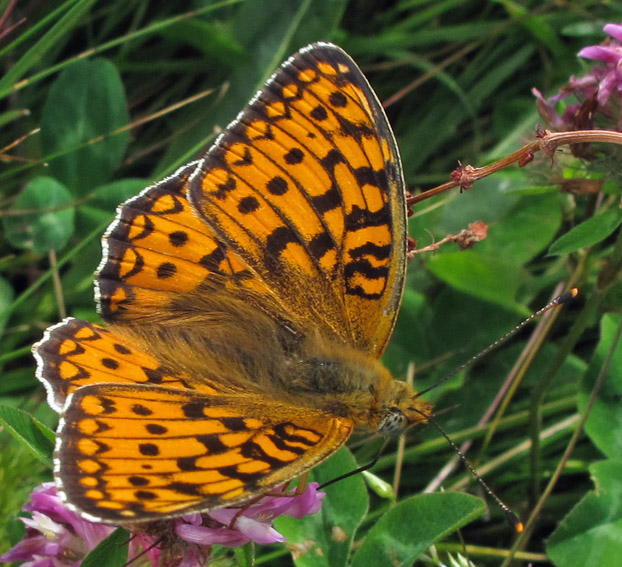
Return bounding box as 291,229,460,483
407,129,622,206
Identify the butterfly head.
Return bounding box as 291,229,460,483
374,378,433,437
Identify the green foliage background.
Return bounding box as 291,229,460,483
1,1,622,566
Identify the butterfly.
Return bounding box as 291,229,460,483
33,42,432,523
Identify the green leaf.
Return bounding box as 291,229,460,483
81,527,129,567
351,493,486,567
163,19,246,62
477,192,562,264
3,176,75,254
427,251,526,313
384,287,431,376
580,314,622,460
41,59,130,194
548,209,622,256
275,447,368,567
438,176,518,232
547,460,622,567
437,189,561,264
0,109,32,128
0,405,54,466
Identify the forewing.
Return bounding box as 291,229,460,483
189,43,406,356
33,317,215,412
57,384,352,522
95,161,273,323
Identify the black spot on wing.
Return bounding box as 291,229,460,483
132,404,153,416
238,196,260,214
309,231,334,262
284,147,304,164
146,423,167,435
139,443,159,456
310,185,342,215
114,343,131,355
267,176,288,195
101,358,119,370
169,230,188,247
156,262,176,279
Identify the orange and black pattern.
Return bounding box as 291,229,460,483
96,162,272,323
190,46,406,355
59,384,351,521
32,43,420,524
34,318,213,412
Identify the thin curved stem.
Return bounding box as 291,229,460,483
408,129,622,206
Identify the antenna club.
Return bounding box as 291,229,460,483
505,510,525,533
559,288,579,303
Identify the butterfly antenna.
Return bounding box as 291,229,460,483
415,288,579,399
408,289,578,532
321,290,578,524
414,408,524,533
319,438,391,489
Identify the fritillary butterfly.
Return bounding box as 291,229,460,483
33,43,432,523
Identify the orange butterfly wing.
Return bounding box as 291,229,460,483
95,44,406,354
96,161,274,323
35,314,352,522
33,318,217,412
190,44,407,356
57,384,351,522
34,43,407,522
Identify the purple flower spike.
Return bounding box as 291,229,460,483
532,88,568,130
3,481,325,566
604,23,622,42
534,23,622,132
0,483,114,567
173,482,325,549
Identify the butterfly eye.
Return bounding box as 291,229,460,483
378,407,408,436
